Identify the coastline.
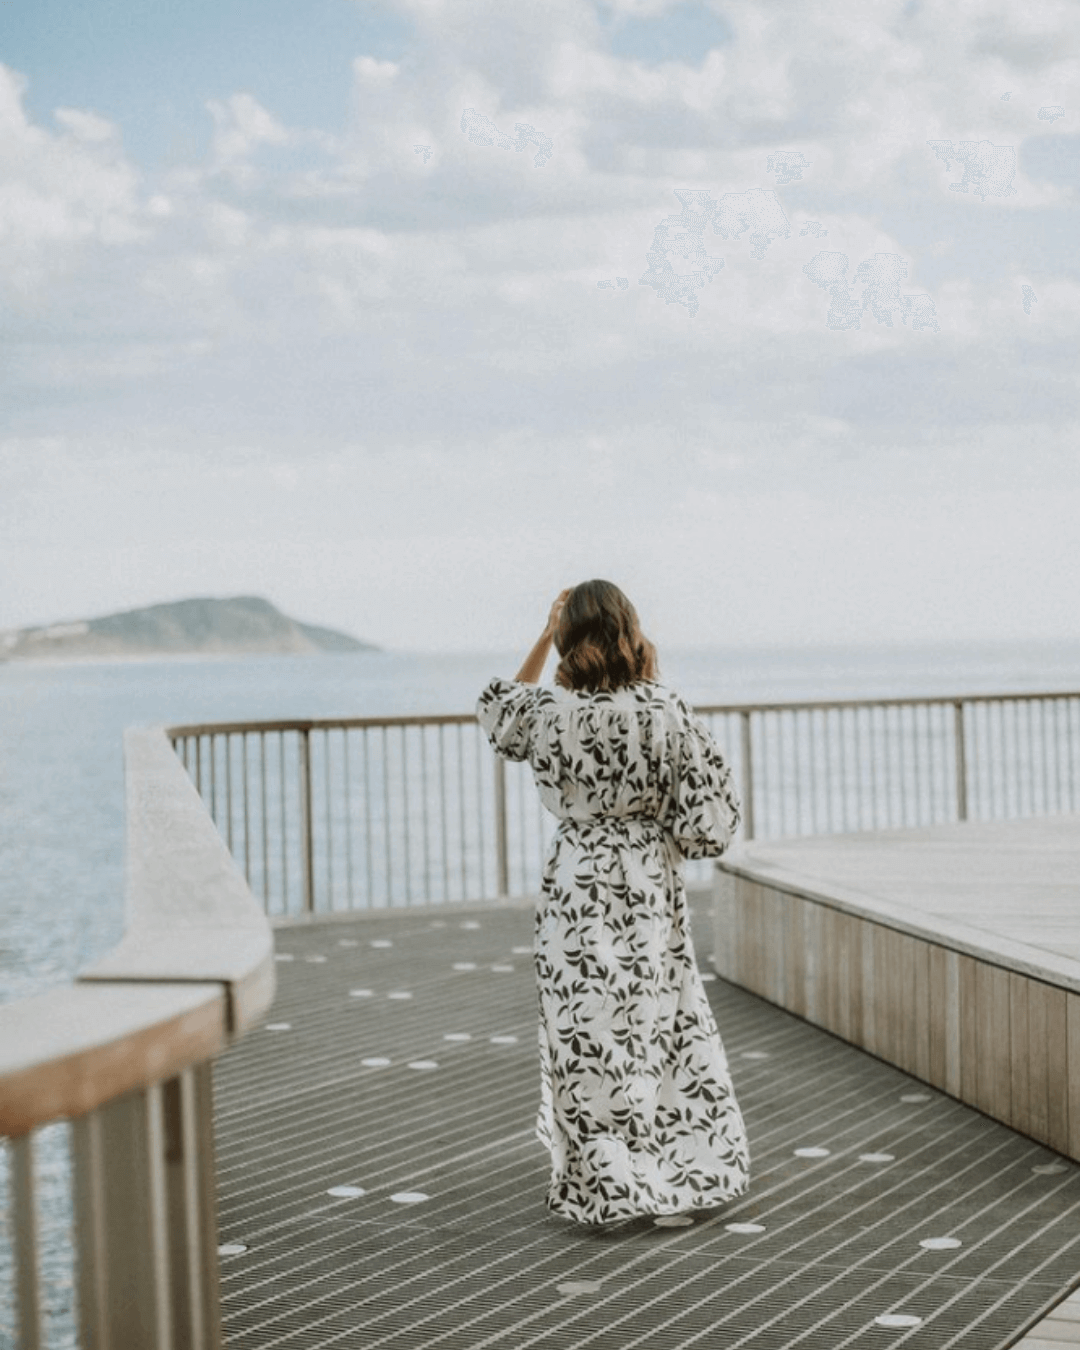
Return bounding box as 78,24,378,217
0,648,386,669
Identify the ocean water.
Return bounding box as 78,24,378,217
2,639,1080,1348
3,638,1080,1006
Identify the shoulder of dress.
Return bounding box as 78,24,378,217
476,678,553,713
480,676,551,696
653,686,703,730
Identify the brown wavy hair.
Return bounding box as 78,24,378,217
553,579,658,692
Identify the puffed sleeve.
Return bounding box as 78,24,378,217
476,677,543,762
664,703,742,860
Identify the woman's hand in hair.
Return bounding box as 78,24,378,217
514,589,572,684
545,589,572,639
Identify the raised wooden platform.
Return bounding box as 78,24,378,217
714,814,1080,1163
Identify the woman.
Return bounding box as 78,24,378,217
476,580,750,1227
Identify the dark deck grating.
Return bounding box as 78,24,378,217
213,903,1080,1349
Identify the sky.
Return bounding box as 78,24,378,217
1,0,1078,653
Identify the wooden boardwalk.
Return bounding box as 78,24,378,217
212,898,1080,1349
716,815,1080,1168
721,814,1080,986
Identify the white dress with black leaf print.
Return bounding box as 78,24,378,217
477,677,750,1226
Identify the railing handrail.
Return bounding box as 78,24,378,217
694,688,1080,714
0,726,275,1137
164,687,1080,740
167,711,482,737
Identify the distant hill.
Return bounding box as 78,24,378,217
0,597,377,661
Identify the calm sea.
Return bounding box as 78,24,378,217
3,640,1080,1008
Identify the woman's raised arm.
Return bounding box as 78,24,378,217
514,589,571,683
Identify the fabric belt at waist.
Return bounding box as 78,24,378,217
556,816,666,835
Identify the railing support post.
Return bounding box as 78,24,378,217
298,729,315,914
12,1132,42,1350
740,711,755,841
73,1072,223,1350
953,700,968,822
493,754,509,898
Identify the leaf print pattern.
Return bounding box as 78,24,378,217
477,677,750,1225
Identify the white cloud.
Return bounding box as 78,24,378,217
206,92,292,179
353,55,401,85
0,64,144,285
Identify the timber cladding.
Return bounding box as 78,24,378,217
713,870,1080,1163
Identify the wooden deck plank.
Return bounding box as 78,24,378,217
960,954,979,1107
928,944,948,1091
845,912,862,1047
783,891,802,1018
913,936,931,1082
1069,993,1080,1162
1048,986,1070,1155
861,919,877,1055
986,963,1013,1126
898,932,917,1076
945,948,962,1098
1011,973,1032,1137
1029,981,1052,1145
720,814,1080,992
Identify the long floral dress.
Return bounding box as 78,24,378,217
476,677,750,1226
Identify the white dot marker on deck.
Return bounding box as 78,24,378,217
390,1191,429,1204
349,988,373,998
361,1057,391,1067
794,1147,830,1158
900,1093,930,1103
1031,1162,1068,1174
701,973,717,983
327,1185,366,1198
444,1033,472,1041
387,991,412,1000
408,1060,438,1070
512,946,532,955
491,963,514,972
919,1237,961,1250
453,962,477,971
305,955,327,963
490,1035,518,1045
274,954,294,962
460,921,481,930
741,1051,770,1060
265,1022,291,1032
654,1215,694,1227
218,1242,248,1256
557,1280,602,1295
874,1314,922,1328
859,1153,896,1163
725,1222,766,1234
371,939,393,948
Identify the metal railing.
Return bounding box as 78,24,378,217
169,690,1080,917
0,728,275,1350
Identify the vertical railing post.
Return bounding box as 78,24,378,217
298,728,315,915
73,1072,223,1350
167,1065,220,1350
493,754,509,898
953,700,968,822
11,1132,42,1350
740,710,755,841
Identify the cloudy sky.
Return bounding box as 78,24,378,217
2,0,1077,652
